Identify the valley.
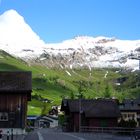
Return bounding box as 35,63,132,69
0,50,139,115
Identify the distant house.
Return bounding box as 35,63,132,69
115,77,128,86
61,99,121,132
49,106,58,116
0,71,32,134
119,99,140,127
34,115,58,128
27,115,39,128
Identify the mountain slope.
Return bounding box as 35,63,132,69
40,36,140,70
0,9,140,70
0,50,140,115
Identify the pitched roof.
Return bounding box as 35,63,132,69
0,71,32,92
120,99,140,111
61,99,120,118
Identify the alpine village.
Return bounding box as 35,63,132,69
0,50,140,140
0,7,140,140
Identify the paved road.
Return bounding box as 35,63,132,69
23,128,134,140
24,129,86,140
24,131,38,140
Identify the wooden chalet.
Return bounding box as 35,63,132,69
0,71,32,131
119,99,140,127
61,99,121,132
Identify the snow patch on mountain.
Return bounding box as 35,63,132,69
42,36,140,70
0,9,140,70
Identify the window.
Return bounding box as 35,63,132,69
123,114,127,118
132,114,135,119
0,112,8,121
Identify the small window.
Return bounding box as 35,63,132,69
1,116,3,120
0,112,8,121
123,114,127,118
3,116,7,120
132,114,135,119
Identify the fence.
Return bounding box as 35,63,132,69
80,126,136,134
80,126,136,133
79,126,140,140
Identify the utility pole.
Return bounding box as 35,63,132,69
79,98,81,132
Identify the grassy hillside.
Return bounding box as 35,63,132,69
0,50,140,115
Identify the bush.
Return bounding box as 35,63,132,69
118,118,137,128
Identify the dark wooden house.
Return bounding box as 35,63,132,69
61,99,121,132
119,99,140,127
0,71,32,130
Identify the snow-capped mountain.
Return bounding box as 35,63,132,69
0,9,46,58
0,9,140,70
40,36,140,70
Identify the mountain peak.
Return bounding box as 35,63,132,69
0,9,24,24
0,9,45,56
2,9,21,17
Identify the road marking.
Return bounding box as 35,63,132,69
63,133,86,140
37,132,44,140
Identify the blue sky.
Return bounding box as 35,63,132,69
0,0,140,43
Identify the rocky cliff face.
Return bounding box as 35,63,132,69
0,10,140,70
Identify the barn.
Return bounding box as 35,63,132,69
0,71,32,134
61,99,121,132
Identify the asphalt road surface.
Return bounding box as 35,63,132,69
24,128,134,140
24,129,86,140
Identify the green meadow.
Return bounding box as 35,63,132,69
0,50,140,115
